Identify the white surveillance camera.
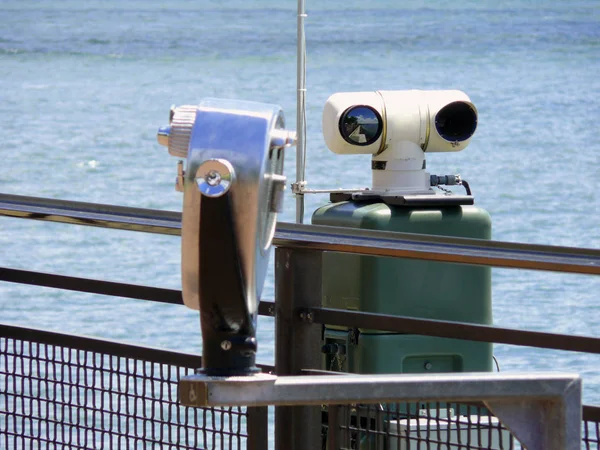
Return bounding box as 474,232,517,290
322,90,478,193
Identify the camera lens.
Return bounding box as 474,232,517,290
435,101,477,142
339,105,383,146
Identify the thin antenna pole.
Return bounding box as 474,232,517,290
295,0,307,223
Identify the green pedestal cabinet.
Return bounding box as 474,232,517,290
312,200,493,375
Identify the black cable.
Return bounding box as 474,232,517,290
461,179,472,196
493,355,501,372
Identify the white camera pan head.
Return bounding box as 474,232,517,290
322,89,477,155
322,90,478,193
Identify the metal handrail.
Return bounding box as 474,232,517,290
301,306,600,354
0,266,276,314
2,266,600,355
1,193,598,275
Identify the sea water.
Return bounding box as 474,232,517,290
0,0,598,409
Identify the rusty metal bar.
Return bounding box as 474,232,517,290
1,193,598,275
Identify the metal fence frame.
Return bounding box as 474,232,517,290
1,193,600,449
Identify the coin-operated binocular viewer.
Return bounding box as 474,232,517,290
314,90,493,376
157,99,295,376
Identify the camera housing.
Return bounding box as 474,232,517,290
322,90,478,194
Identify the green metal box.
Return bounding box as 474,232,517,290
312,201,493,374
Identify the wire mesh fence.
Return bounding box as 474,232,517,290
324,402,522,450
583,407,600,449
324,402,600,449
2,323,600,449
0,325,249,450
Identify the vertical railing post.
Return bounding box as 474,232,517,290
327,405,340,450
246,407,269,450
274,247,323,450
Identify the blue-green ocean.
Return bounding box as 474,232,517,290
1,0,599,409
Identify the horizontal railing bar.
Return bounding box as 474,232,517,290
304,307,600,354
0,267,183,304
275,223,600,275
308,368,600,421
0,193,182,235
0,322,201,367
0,267,276,316
180,371,581,406
1,193,598,274
0,323,275,373
583,405,600,422
300,368,597,417
2,266,599,355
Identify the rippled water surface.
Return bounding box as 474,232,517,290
1,0,599,403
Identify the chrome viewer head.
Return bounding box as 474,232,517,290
322,90,477,194
157,99,296,376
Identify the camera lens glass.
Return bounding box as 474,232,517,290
435,101,477,142
339,105,383,146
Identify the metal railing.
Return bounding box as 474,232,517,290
0,323,269,450
0,193,597,275
1,193,600,449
